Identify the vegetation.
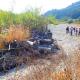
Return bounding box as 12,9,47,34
0,9,57,48
5,25,30,42
0,10,57,30
44,1,80,19
5,48,80,80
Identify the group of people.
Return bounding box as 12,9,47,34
66,26,80,36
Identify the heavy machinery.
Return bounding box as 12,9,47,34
0,26,60,73
37,39,59,53
27,27,60,54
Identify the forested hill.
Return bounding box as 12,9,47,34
44,1,80,19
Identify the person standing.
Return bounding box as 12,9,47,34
73,27,75,32
66,26,69,34
75,28,78,36
78,28,80,35
70,28,73,36
73,27,75,35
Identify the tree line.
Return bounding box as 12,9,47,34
0,10,58,29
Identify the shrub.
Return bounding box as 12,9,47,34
5,25,30,42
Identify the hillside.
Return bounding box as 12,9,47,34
44,1,80,19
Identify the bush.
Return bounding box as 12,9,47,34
5,25,30,42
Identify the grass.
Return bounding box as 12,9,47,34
5,25,30,42
0,25,30,49
5,47,67,80
4,46,80,80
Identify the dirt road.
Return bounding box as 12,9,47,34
48,24,80,55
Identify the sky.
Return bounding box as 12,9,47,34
0,0,79,14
